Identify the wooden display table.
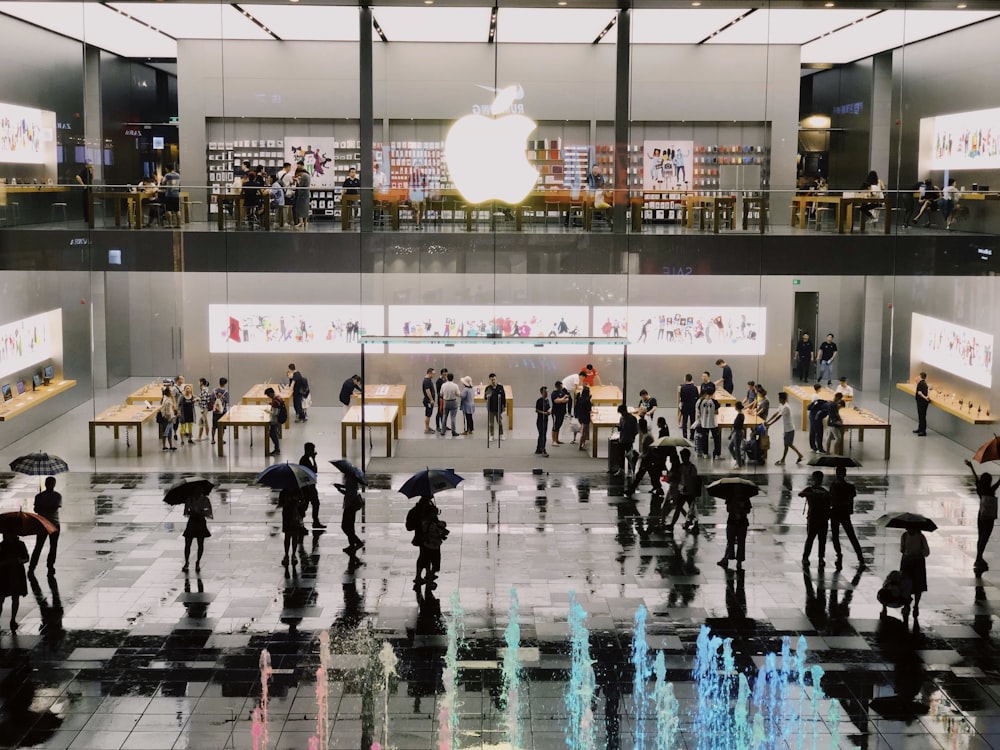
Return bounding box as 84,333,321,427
216,404,274,457
895,383,996,425
341,405,400,458
713,388,737,406
589,405,622,458
838,406,891,460
473,384,515,430
242,384,293,428
789,194,891,234
0,379,76,422
89,402,158,457
211,192,272,230
126,382,172,405
783,384,850,431
717,405,765,429
351,384,407,417
741,195,768,234
685,195,736,233
589,385,624,406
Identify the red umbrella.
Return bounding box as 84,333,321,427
0,511,57,536
973,435,1000,464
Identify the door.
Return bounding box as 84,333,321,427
792,291,819,380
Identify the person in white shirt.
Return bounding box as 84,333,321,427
373,161,387,195
834,377,854,399
439,372,462,437
766,391,803,465
939,178,961,229
561,371,585,442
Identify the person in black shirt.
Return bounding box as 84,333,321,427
637,389,658,420
817,334,838,385
800,470,831,566
617,404,639,475
342,167,361,221
422,368,436,434
794,333,815,382
299,442,325,529
435,368,450,435
287,363,309,422
829,466,864,570
550,381,570,445
678,374,700,440
699,371,717,397
535,386,550,456
339,374,362,408
914,372,930,436
715,359,734,394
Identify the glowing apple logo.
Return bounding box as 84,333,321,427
445,85,538,204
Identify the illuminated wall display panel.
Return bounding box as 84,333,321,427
0,101,57,172
285,137,339,188
208,305,384,353
0,309,61,380
592,306,766,355
642,140,694,190
921,107,1000,172
911,313,993,387
386,306,590,354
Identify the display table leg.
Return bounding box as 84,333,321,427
217,426,225,457
136,425,143,457
89,424,96,457
341,423,348,457
386,425,392,457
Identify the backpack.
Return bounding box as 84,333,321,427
213,391,227,414
274,398,288,424
298,376,310,398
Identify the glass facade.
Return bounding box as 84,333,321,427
0,2,996,470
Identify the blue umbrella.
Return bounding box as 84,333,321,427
256,463,317,490
398,468,464,499
330,459,367,486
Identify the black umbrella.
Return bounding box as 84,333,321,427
877,512,938,533
706,477,760,501
808,455,862,468
256,463,317,490
330,459,367,486
398,468,464,499
163,477,215,506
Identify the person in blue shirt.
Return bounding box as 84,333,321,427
715,359,734,394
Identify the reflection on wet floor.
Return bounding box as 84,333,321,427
0,469,998,749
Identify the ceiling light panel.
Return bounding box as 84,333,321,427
372,7,491,43
628,9,749,44
242,5,360,41
706,9,871,45
108,2,272,40
801,9,998,64
497,8,616,44
0,1,176,57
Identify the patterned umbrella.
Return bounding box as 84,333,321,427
9,453,69,476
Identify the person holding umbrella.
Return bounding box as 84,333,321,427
715,486,754,569
280,488,306,569
29,476,61,574
800,471,832,567
899,523,930,619
405,495,447,590
0,530,29,631
182,494,212,573
965,459,1000,573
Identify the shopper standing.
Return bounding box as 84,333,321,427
717,494,752,569
29,476,61,574
181,495,211,573
159,386,178,451
440,372,461,437
197,377,213,442
900,527,930,620
550,380,570,445
715,359,734,395
728,401,746,469
678,374,699,440
265,387,284,456
339,474,365,553
575,385,593,453
300,442,325,529
179,384,196,445
460,376,475,435
485,373,507,441
293,166,310,228
211,377,229,446
794,333,815,382
914,372,930,436
535,386,550,457
434,368,450,435
817,334,838,385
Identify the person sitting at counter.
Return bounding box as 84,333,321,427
140,177,163,227
241,168,264,229
909,178,940,227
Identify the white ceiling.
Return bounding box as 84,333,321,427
0,3,995,63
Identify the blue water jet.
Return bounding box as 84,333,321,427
631,604,652,750
501,588,524,750
651,651,679,750
565,591,597,750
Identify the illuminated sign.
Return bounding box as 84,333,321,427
911,313,993,388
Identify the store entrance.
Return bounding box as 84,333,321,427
792,291,819,379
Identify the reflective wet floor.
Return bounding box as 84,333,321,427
1,469,999,750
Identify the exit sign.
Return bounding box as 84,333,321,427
792,279,801,285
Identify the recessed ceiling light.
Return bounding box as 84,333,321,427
957,2,967,6
824,1,834,5
424,0,434,4
557,1,568,5
691,1,701,5
289,0,299,3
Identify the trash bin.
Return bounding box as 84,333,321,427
607,435,626,475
